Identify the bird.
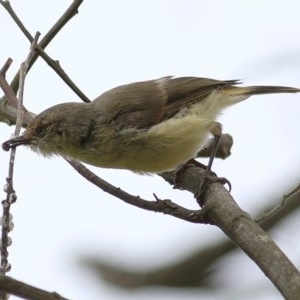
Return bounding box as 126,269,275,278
2,76,300,176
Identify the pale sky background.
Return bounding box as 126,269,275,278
1,1,300,299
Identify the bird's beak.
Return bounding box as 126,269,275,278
2,136,31,151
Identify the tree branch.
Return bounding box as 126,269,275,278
0,59,33,125
0,275,69,300
66,158,208,223
0,32,41,300
161,167,300,299
80,180,300,289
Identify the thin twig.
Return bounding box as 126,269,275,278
16,32,41,132
255,184,300,224
0,32,40,300
0,275,69,300
0,0,90,102
0,58,32,125
66,158,208,224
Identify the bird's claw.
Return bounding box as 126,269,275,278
173,159,207,189
194,175,232,206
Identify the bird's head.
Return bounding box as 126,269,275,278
2,102,90,158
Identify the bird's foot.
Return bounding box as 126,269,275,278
195,175,231,206
173,159,207,189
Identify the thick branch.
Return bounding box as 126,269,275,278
80,181,300,289
161,167,300,299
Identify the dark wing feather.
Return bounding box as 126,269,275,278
164,77,240,119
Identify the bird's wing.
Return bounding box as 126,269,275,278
93,77,240,130
93,77,170,130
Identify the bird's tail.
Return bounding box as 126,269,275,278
219,84,300,107
236,85,300,96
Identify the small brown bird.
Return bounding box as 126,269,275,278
2,76,300,174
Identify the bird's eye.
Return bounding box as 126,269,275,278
36,126,46,137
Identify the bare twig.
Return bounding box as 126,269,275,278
0,275,69,300
66,158,208,223
16,32,41,131
0,33,40,300
256,183,300,224
0,0,89,103
0,58,33,125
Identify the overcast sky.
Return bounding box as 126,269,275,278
1,1,300,299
